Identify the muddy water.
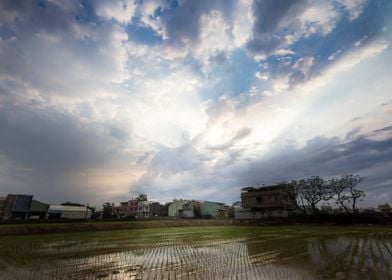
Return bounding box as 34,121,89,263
0,226,391,279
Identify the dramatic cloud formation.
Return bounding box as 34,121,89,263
0,0,391,207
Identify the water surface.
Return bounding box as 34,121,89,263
0,225,391,279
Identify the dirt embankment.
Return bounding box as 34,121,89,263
0,219,235,235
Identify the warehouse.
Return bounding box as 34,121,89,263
47,205,92,219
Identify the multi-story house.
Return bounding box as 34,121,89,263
137,201,161,218
113,199,139,218
236,185,296,219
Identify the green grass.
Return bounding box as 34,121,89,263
0,225,391,279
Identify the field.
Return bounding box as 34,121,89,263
0,225,391,279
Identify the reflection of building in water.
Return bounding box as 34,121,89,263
236,185,296,219
2,230,391,280
0,238,315,279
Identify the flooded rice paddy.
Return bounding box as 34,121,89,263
0,225,391,279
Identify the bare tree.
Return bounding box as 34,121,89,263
328,174,365,213
280,176,329,215
297,176,329,214
279,181,306,214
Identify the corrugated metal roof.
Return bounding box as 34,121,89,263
30,200,49,212
48,205,90,212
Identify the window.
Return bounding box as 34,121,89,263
256,196,263,203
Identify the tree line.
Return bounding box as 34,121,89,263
279,174,366,214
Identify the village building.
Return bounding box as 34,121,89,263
113,199,139,218
201,201,228,217
47,205,92,219
235,185,296,219
377,203,391,214
1,194,33,220
320,205,333,214
168,200,187,217
168,200,227,218
28,200,49,219
137,201,161,218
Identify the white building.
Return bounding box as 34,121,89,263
47,205,92,219
137,201,160,218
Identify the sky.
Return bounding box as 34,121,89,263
0,0,391,208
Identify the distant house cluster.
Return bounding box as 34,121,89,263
0,194,92,221
2,186,390,221
111,195,230,219
168,200,228,218
112,196,162,219
0,193,231,221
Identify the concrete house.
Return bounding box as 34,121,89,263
235,185,295,219
113,199,139,218
137,201,161,218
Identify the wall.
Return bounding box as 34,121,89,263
234,209,289,220
168,201,186,217
202,202,220,216
61,210,92,219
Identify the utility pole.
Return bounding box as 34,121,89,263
85,203,89,220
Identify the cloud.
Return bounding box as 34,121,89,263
0,0,390,208
288,56,315,88
0,0,129,101
208,50,228,65
235,128,392,205
92,0,136,24
298,39,388,92
337,0,367,21
207,127,252,151
0,102,139,204
130,122,392,205
137,0,253,70
246,0,343,58
267,37,388,93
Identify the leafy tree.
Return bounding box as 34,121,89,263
193,204,202,218
328,174,365,213
136,193,147,201
160,202,171,216
227,207,235,219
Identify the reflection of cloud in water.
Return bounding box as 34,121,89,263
0,238,313,279
1,234,391,279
